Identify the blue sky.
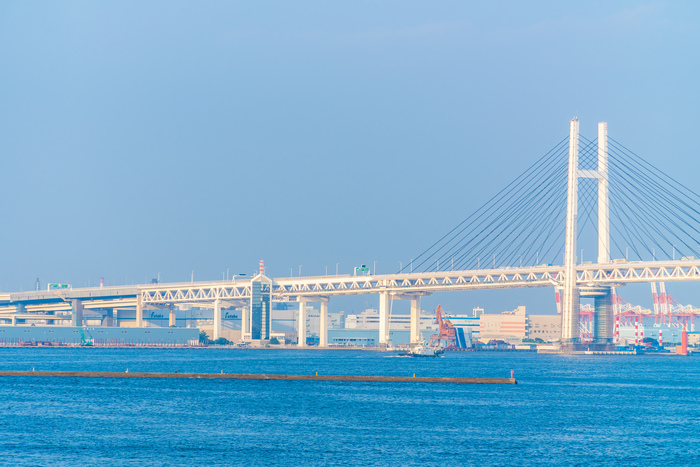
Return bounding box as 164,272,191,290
1,1,699,314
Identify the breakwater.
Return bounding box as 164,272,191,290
0,370,516,384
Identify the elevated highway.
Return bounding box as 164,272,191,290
0,258,698,345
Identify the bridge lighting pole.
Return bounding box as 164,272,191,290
562,118,580,344
336,263,339,276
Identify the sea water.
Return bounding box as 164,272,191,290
0,348,698,466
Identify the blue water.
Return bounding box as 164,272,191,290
0,349,698,466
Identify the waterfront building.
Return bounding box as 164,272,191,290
443,307,483,340
344,308,437,331
466,306,562,343
250,274,272,340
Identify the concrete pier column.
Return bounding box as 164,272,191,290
378,292,390,346
169,305,176,327
410,297,421,344
15,304,25,327
298,300,307,347
103,309,114,327
136,294,143,327
594,288,613,345
72,299,84,327
319,301,328,348
213,299,222,340
241,306,249,341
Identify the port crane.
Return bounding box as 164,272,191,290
430,305,457,348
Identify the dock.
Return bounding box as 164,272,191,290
0,371,516,384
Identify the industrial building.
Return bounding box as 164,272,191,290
0,326,199,346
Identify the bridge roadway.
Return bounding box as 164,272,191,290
1,259,699,344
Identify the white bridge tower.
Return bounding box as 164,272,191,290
561,120,613,346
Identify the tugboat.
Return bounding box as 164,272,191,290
399,340,443,357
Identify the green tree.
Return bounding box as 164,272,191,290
213,337,230,345
199,330,209,344
269,337,280,345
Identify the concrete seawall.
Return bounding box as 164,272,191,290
0,371,516,384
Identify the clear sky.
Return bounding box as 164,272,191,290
1,1,699,314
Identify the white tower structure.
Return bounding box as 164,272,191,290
593,122,613,344
561,118,580,343
597,122,610,264
562,120,613,346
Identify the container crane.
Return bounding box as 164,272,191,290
430,305,471,349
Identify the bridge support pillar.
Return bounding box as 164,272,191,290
378,292,390,347
597,122,610,264
562,118,580,345
319,301,328,347
241,306,249,341
213,299,221,340
103,309,114,327
136,294,143,327
410,297,421,344
15,304,25,326
298,300,307,347
593,288,613,345
72,299,84,327
168,304,176,327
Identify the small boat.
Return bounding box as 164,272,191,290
398,341,443,357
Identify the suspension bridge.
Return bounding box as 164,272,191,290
2,119,700,349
